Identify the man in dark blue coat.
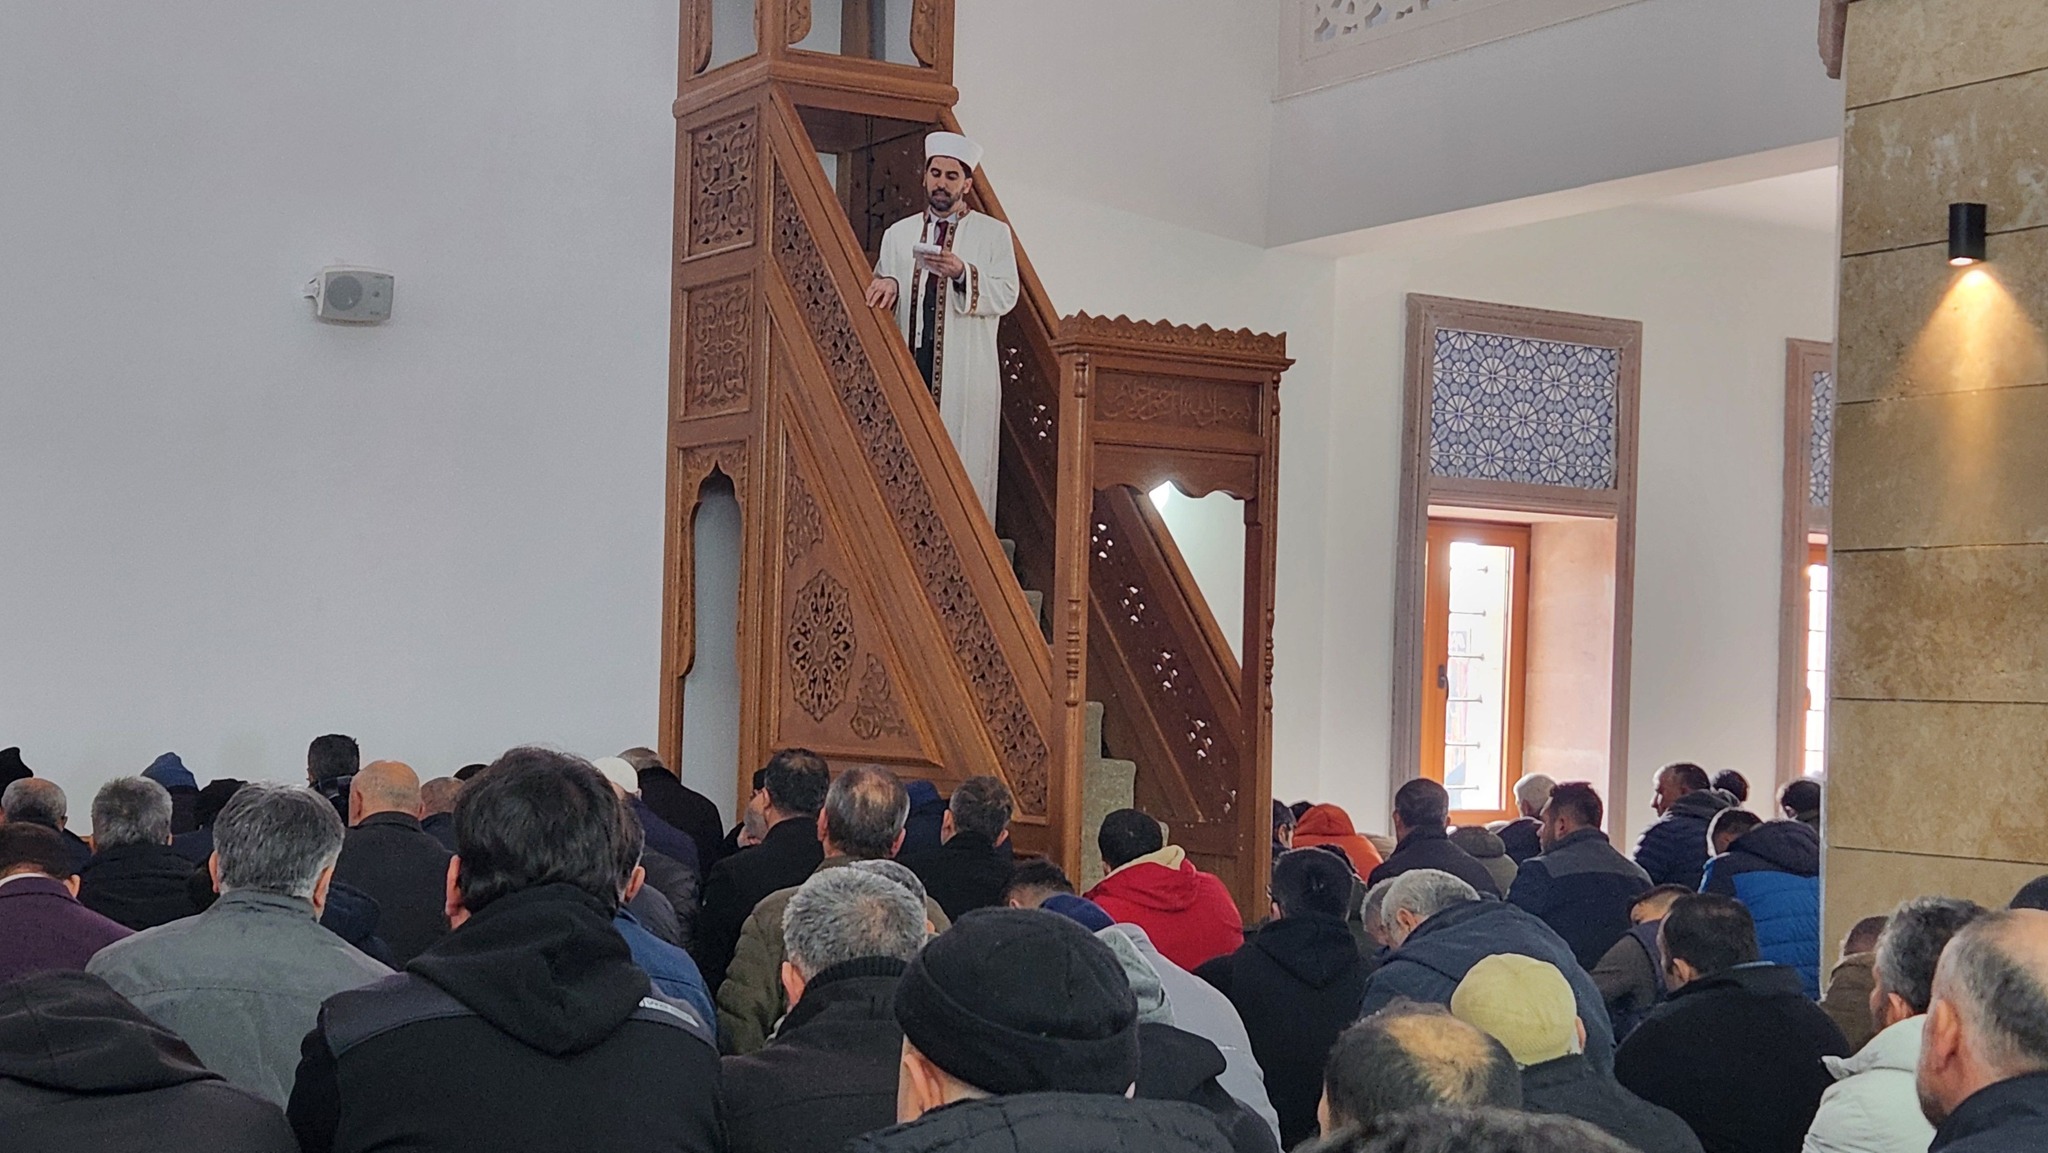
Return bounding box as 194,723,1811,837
1510,782,1652,970
1701,810,1821,997
1361,868,1616,1074
1631,763,1733,891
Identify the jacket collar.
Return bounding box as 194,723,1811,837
762,815,819,849
1521,1052,1595,1089
209,888,319,920
778,956,908,1035
1670,960,1806,1002
1395,825,1450,849
1933,1072,2048,1150
1549,826,1611,852
1828,1014,1923,1080
355,811,424,833
0,874,73,899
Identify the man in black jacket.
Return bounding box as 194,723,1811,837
1631,763,1733,891
287,747,721,1153
77,776,200,931
695,748,829,990
1196,848,1368,1149
1365,779,1500,897
0,970,295,1153
623,746,726,868
1508,782,1652,970
899,775,1015,920
1917,909,2048,1152
330,760,452,965
1450,953,1701,1153
845,907,1232,1153
1614,894,1847,1153
720,867,928,1153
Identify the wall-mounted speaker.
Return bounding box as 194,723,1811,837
305,266,394,323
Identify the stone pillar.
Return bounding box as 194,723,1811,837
1827,0,2048,955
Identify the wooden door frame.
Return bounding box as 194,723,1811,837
1391,295,1642,828
1421,518,1534,826
1776,339,1834,790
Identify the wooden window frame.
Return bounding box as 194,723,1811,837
1392,295,1642,826
1421,519,1533,825
1777,339,1834,790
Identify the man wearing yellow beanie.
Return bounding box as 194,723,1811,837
1452,954,1703,1153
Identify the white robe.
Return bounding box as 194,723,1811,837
875,209,1020,519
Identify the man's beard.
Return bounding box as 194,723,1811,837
927,188,956,214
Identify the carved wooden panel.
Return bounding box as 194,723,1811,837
786,0,812,45
770,171,1051,813
681,278,752,417
783,465,823,567
787,570,857,721
910,0,942,66
1095,372,1259,434
687,113,759,258
678,440,749,499
850,655,912,739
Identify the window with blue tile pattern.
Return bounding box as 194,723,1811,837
1428,328,1620,490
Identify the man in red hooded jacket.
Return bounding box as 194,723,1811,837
1084,808,1244,970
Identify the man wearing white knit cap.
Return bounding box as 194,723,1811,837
865,130,1019,519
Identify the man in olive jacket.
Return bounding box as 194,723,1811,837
717,766,949,1053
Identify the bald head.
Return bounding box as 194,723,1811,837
1919,909,2048,1126
1322,1003,1521,1135
349,760,422,824
419,777,461,818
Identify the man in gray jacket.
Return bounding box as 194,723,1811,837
88,783,390,1104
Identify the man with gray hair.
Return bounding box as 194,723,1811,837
2,776,91,874
720,867,928,1153
1361,868,1617,1074
718,764,952,1054
1913,908,2048,1150
1502,773,1557,864
1805,896,1986,1153
77,775,200,930
88,784,391,1104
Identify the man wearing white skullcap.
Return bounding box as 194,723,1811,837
864,131,1019,519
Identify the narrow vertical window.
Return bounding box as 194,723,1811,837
1421,520,1531,824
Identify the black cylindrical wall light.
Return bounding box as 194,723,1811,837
1950,202,1988,266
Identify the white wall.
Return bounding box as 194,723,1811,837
1311,207,1838,843
0,1,684,819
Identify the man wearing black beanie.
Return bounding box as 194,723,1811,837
845,907,1234,1153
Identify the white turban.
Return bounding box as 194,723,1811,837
925,131,984,171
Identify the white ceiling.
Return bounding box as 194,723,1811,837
1654,167,1842,234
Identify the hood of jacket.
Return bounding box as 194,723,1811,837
142,752,198,792
1671,959,1809,1003
1294,805,1359,840
1252,914,1361,989
1730,819,1821,876
1096,847,1206,913
407,882,647,1057
0,970,219,1094
1827,1012,1923,1080
1136,1022,1227,1100
1448,826,1507,861
1390,899,1554,982
1667,789,1735,823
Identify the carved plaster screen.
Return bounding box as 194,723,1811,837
1427,328,1620,491
1282,0,1649,96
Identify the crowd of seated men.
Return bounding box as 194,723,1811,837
0,740,2043,1153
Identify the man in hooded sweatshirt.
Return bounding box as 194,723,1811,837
1702,810,1823,997
286,747,721,1153
1290,804,1383,878
1195,848,1369,1149
1085,808,1244,971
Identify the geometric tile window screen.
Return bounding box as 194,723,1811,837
1428,327,1621,490
1808,369,1834,508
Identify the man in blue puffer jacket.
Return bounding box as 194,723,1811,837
1632,763,1734,892
1701,810,1821,997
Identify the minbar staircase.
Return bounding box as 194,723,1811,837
658,0,1291,913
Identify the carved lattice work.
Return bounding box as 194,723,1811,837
683,280,752,416
1429,327,1620,490
1095,372,1259,433
787,571,857,722
850,655,912,739
1091,491,1236,808
688,113,758,256
1809,368,1834,508
784,464,824,568
769,172,1051,813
